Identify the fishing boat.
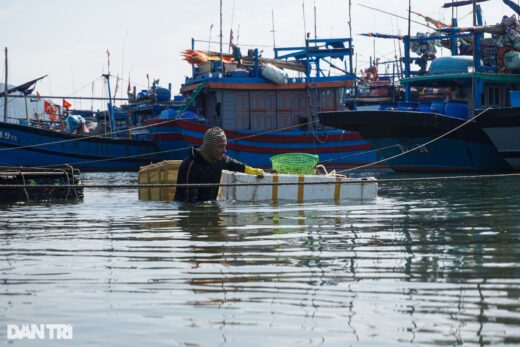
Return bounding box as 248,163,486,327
0,76,164,171
320,2,519,173
475,100,520,171
144,37,383,170
0,121,163,171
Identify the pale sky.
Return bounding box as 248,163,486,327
0,0,516,110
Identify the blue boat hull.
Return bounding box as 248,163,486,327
0,122,163,171
319,110,513,172
145,119,382,169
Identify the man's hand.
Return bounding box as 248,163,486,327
245,166,265,177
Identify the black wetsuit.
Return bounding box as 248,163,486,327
174,147,246,203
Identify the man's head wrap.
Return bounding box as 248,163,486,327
199,127,227,162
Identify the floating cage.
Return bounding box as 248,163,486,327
270,153,319,175
0,166,83,203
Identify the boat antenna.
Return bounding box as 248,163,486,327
3,47,7,122
452,0,455,21
219,0,223,72
358,4,430,29
229,0,236,53
121,28,129,101
407,0,412,43
208,24,214,51
303,0,308,42
373,15,376,67
91,81,94,112
472,0,477,25
271,9,276,49
314,0,317,43
348,0,352,40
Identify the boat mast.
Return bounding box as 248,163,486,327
471,0,477,118
348,0,352,39
313,0,317,43
302,0,308,42
208,24,214,51
24,92,29,124
407,0,411,43
219,0,223,73
229,0,236,53
405,0,412,101
104,50,116,138
271,10,276,49
3,47,7,122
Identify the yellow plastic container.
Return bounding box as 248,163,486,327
138,160,182,201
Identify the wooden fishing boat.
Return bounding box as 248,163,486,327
321,3,520,173
145,36,384,170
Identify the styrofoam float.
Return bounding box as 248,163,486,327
218,170,377,202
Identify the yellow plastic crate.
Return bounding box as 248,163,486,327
138,160,182,201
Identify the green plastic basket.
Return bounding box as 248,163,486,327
270,153,319,175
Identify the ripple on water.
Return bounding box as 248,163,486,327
1,173,520,346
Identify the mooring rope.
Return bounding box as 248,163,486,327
0,105,503,178
2,171,520,190
1,119,324,170
336,107,493,174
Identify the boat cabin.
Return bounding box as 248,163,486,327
180,38,357,131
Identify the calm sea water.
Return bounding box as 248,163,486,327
1,172,520,346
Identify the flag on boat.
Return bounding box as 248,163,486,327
44,100,56,115
229,29,234,53
63,99,72,110
30,90,42,102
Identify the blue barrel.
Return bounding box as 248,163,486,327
158,109,177,119
137,90,149,100
378,103,395,110
155,88,171,102
510,90,520,107
397,101,418,111
431,100,445,114
444,100,469,119
429,56,475,75
418,102,432,113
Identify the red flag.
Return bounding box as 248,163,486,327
63,99,72,110
229,29,234,52
44,100,55,115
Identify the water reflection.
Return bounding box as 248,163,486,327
1,173,520,346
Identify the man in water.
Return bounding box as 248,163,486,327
174,127,264,203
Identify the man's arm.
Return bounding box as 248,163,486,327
223,155,246,172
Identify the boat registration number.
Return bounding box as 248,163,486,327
0,131,19,142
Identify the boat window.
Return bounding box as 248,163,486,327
483,85,501,107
